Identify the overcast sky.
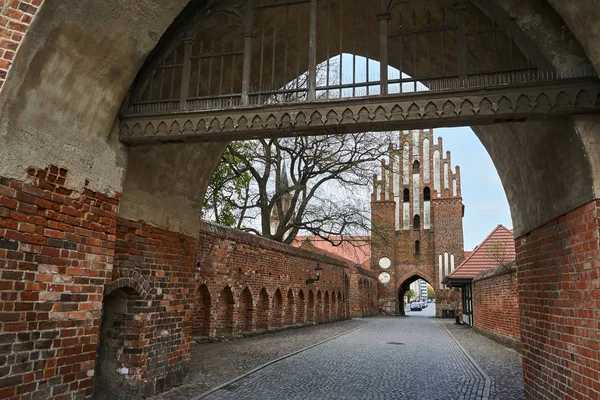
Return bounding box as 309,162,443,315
433,127,512,250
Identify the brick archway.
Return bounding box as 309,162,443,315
2,1,600,399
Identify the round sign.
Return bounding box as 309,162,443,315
378,257,391,269
378,272,391,284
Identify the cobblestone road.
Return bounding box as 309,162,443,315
198,308,523,400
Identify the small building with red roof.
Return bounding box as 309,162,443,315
443,224,515,327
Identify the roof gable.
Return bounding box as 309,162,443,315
447,225,515,280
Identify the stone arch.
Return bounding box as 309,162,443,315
239,287,254,333
94,286,144,399
307,290,315,323
217,286,235,335
193,284,212,337
257,288,270,330
272,289,283,328
297,289,306,323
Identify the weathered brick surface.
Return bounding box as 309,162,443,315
516,200,600,400
110,218,197,398
193,221,377,337
0,166,118,400
472,263,520,350
0,0,45,90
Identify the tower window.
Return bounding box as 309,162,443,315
403,188,409,202
424,187,431,201
415,240,420,254
413,160,420,174
413,215,420,230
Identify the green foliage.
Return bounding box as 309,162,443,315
427,286,436,299
202,141,254,227
405,290,416,302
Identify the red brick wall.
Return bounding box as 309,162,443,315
517,200,600,400
0,0,44,90
472,264,520,349
111,218,196,397
193,221,375,338
0,166,118,400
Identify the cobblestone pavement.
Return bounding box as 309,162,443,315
440,320,525,400
201,312,497,400
154,319,367,400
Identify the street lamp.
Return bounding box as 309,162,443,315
306,263,323,285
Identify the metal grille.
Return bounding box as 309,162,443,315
123,0,591,117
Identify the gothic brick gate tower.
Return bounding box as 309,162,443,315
371,129,465,317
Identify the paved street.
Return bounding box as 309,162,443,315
198,305,525,400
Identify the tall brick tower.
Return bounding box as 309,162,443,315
371,129,465,316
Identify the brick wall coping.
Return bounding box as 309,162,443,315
198,220,350,269
354,265,378,279
473,261,516,282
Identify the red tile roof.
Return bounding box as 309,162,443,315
448,225,515,280
291,236,371,268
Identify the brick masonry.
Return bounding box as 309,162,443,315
472,263,520,351
0,0,44,90
516,200,600,400
371,131,465,316
193,221,377,337
0,166,118,400
0,168,376,399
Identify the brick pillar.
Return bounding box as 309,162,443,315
113,219,196,397
0,166,118,400
517,200,600,399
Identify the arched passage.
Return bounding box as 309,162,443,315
257,288,270,330
2,1,600,399
307,290,315,323
286,289,295,326
94,287,143,399
193,284,211,337
324,291,330,320
297,290,306,323
239,287,254,333
272,289,283,328
397,275,435,317
217,286,235,335
316,290,323,322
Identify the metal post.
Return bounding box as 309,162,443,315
454,0,468,86
241,0,255,105
180,36,194,110
308,0,318,101
377,3,390,95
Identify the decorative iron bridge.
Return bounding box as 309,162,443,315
119,0,600,144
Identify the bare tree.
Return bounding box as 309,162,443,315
487,241,514,272
206,130,392,244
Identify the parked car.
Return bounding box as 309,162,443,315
421,301,428,309
427,299,432,303
410,302,422,311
